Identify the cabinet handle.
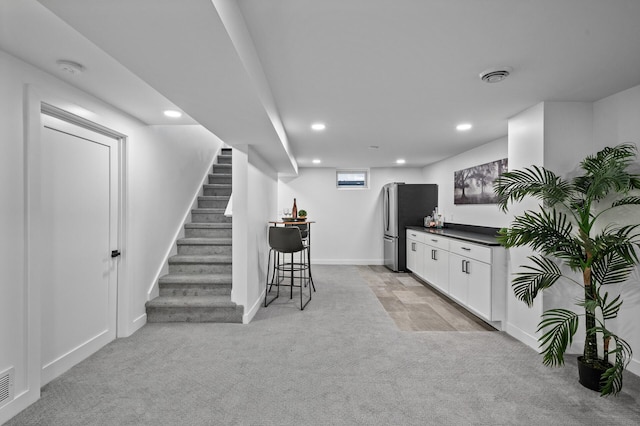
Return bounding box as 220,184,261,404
465,260,471,274
433,249,437,261
431,239,438,242
411,233,417,237
461,259,466,273
412,242,416,251
461,247,471,251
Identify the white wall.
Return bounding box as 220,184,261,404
127,124,223,325
591,88,640,375
0,50,220,424
232,146,278,322
421,137,509,228
278,167,425,265
505,104,546,350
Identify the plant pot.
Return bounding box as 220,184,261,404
577,356,612,392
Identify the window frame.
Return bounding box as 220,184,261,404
336,169,370,190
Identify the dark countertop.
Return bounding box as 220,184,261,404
406,225,502,246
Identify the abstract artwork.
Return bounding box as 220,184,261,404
454,158,508,204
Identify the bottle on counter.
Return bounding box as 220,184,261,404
292,198,298,219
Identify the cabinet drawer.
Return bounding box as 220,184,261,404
406,229,426,244
449,240,492,263
424,235,450,251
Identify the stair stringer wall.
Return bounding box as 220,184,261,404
146,145,226,301
231,145,279,323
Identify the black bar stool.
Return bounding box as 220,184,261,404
265,226,312,310
284,222,315,291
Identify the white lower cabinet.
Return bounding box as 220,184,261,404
406,229,506,327
448,252,491,318
406,238,424,276
423,237,449,293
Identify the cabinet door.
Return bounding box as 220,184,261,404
448,253,468,305
466,259,492,319
422,246,437,286
433,247,450,294
407,240,425,277
407,239,418,272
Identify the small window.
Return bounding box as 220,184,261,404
336,169,369,189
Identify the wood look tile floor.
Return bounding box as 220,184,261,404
357,265,495,332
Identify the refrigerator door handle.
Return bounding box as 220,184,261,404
384,187,389,233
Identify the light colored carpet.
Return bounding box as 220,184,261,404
6,265,640,425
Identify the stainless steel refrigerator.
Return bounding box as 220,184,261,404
383,183,438,271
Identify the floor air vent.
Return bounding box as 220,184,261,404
0,367,15,408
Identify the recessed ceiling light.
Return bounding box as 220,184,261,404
56,60,85,75
396,159,406,164
311,123,326,131
456,123,472,131
164,110,182,118
312,159,321,164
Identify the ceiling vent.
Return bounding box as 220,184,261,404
479,67,512,83
56,60,85,75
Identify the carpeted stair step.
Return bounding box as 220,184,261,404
191,208,231,223
203,184,232,197
158,273,232,296
208,173,232,185
168,255,232,274
197,195,230,208
217,154,232,164
212,164,232,174
146,295,242,323
177,237,232,255
184,223,232,238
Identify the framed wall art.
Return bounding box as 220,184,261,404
454,158,508,204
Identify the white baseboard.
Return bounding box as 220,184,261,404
243,289,266,324
0,388,40,426
505,321,539,352
117,312,146,338
313,259,384,265
627,356,640,377
130,313,147,334
41,329,112,386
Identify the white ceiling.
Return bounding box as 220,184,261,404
4,0,640,172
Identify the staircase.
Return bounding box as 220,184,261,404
146,148,243,323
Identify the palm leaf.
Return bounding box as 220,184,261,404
591,251,637,287
512,256,563,307
537,309,580,367
589,330,634,396
611,196,640,208
499,208,583,263
495,166,573,212
578,143,640,201
592,225,640,269
578,298,598,314
600,293,623,321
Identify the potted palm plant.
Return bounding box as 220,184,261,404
495,143,640,395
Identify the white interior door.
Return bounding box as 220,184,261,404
40,113,119,385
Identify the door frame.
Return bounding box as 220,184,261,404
40,102,127,336
24,86,128,397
